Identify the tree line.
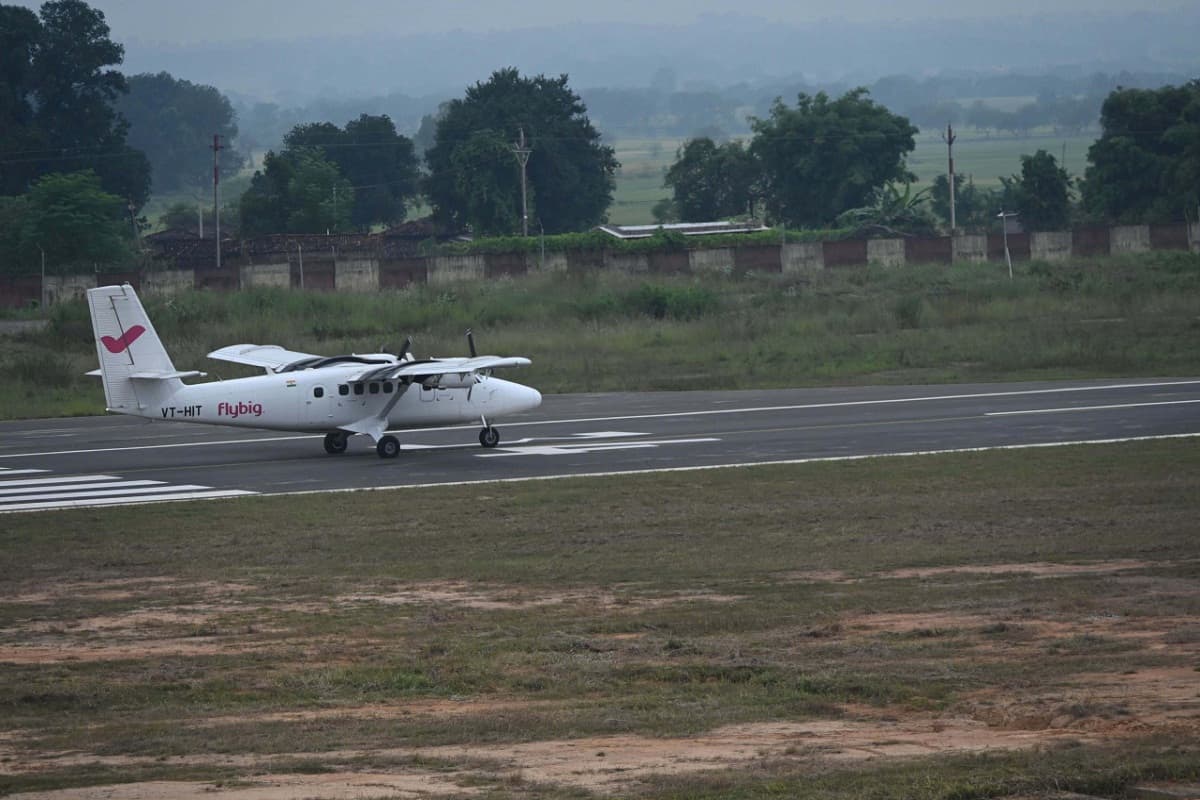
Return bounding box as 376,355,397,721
2,0,1197,277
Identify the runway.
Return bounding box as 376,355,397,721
2,378,1198,513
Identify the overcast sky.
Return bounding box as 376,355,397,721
14,0,1194,42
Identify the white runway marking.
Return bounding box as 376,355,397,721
0,472,257,514
478,437,721,457
986,399,1200,416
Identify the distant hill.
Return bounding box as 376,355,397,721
121,9,1200,103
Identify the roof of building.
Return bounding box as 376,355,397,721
596,221,769,240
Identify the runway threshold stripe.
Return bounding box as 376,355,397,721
0,469,45,476
1,490,257,512
0,485,210,504
0,474,121,488
0,480,163,497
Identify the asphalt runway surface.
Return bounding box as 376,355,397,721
2,378,1198,513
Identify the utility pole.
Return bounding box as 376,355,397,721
942,123,957,233
211,134,224,268
512,127,532,236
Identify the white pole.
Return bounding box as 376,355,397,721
38,244,46,308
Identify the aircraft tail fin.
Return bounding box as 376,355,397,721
87,284,184,412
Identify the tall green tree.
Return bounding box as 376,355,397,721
19,169,133,268
239,148,352,236
663,137,759,221
749,89,917,227
425,68,618,236
1003,150,1073,231
0,0,149,206
1082,81,1200,223
284,114,419,229
117,72,242,193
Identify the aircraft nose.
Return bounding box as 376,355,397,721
522,385,543,411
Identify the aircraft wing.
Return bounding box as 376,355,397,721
351,356,531,382
207,344,321,371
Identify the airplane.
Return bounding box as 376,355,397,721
86,283,542,458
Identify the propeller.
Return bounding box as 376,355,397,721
466,328,477,358
397,336,412,362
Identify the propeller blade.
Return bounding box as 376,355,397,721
466,328,477,358
397,336,412,362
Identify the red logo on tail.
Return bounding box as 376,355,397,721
101,325,146,354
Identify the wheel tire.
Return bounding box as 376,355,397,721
376,434,400,459
323,432,349,455
479,426,500,448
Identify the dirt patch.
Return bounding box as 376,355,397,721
7,772,472,799
338,581,743,611
781,559,1158,585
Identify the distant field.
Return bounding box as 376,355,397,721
608,130,1096,226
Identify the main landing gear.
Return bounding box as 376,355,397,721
323,431,348,455
376,434,400,459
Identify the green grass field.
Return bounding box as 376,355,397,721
3,251,1198,420
2,440,1198,797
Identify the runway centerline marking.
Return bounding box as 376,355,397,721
986,399,1200,416
3,379,1197,460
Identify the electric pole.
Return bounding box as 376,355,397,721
512,127,532,236
942,123,957,233
211,134,224,268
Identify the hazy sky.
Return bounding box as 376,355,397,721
13,0,1193,42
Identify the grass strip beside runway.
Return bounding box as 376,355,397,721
1,439,1198,797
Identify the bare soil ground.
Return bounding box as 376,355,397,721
4,560,1198,799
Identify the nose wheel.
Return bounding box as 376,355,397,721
479,426,500,448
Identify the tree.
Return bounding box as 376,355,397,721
1006,149,1073,231
663,137,759,221
749,89,917,227
425,68,618,235
929,174,1004,232
0,0,150,206
21,169,133,267
285,114,419,229
239,148,352,236
1082,81,1200,223
117,72,242,193
836,182,937,237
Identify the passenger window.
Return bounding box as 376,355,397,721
354,384,364,396
382,382,393,394
314,387,324,398
369,382,380,394
338,384,349,396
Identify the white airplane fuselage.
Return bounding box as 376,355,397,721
130,368,542,433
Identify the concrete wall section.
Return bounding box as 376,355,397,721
604,252,650,273
781,242,823,272
141,269,195,297
428,255,485,284
1031,231,1073,261
44,274,96,305
952,235,988,263
335,259,379,292
689,248,734,273
1110,225,1151,254
526,251,569,273
867,238,905,267
241,262,291,289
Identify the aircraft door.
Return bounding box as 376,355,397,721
305,384,334,425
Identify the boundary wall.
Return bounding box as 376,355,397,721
3,222,1197,308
